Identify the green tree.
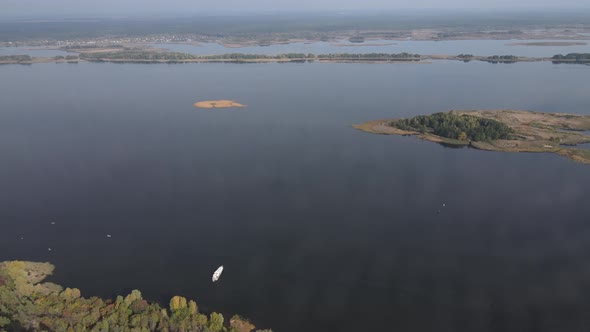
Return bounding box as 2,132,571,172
208,313,224,332
188,300,198,315
169,296,187,311
61,287,81,300
0,316,10,328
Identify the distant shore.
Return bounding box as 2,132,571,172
3,24,590,50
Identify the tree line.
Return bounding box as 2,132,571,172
78,50,423,61
0,55,32,62
552,53,590,61
80,51,200,61
54,55,79,60
393,112,513,142
316,52,420,59
487,55,518,60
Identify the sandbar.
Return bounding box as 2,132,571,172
193,100,246,108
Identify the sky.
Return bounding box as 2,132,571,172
2,0,590,18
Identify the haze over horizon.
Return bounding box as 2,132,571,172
2,0,590,19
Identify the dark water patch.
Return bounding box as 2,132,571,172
438,142,469,149
557,128,590,135
562,143,590,150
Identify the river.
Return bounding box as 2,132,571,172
0,60,589,332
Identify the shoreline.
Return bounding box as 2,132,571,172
2,54,590,65
0,261,265,331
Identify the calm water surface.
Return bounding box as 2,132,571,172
0,47,73,57
1,61,590,332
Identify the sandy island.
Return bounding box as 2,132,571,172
354,110,590,164
193,100,246,109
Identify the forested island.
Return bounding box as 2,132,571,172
78,51,423,63
354,110,590,164
0,261,269,332
74,50,587,64
2,49,590,65
0,55,32,63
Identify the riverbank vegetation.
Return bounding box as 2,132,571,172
0,55,32,63
78,50,423,62
80,50,200,61
486,55,519,63
0,261,269,332
316,52,420,60
457,54,474,61
54,55,79,61
552,53,590,62
4,50,590,65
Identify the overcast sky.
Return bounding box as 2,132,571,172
3,0,590,18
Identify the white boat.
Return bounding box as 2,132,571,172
212,265,224,282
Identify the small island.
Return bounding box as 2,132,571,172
353,110,590,164
194,100,246,109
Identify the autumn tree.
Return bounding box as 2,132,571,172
169,296,187,311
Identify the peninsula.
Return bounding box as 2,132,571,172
0,261,266,332
353,110,590,164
